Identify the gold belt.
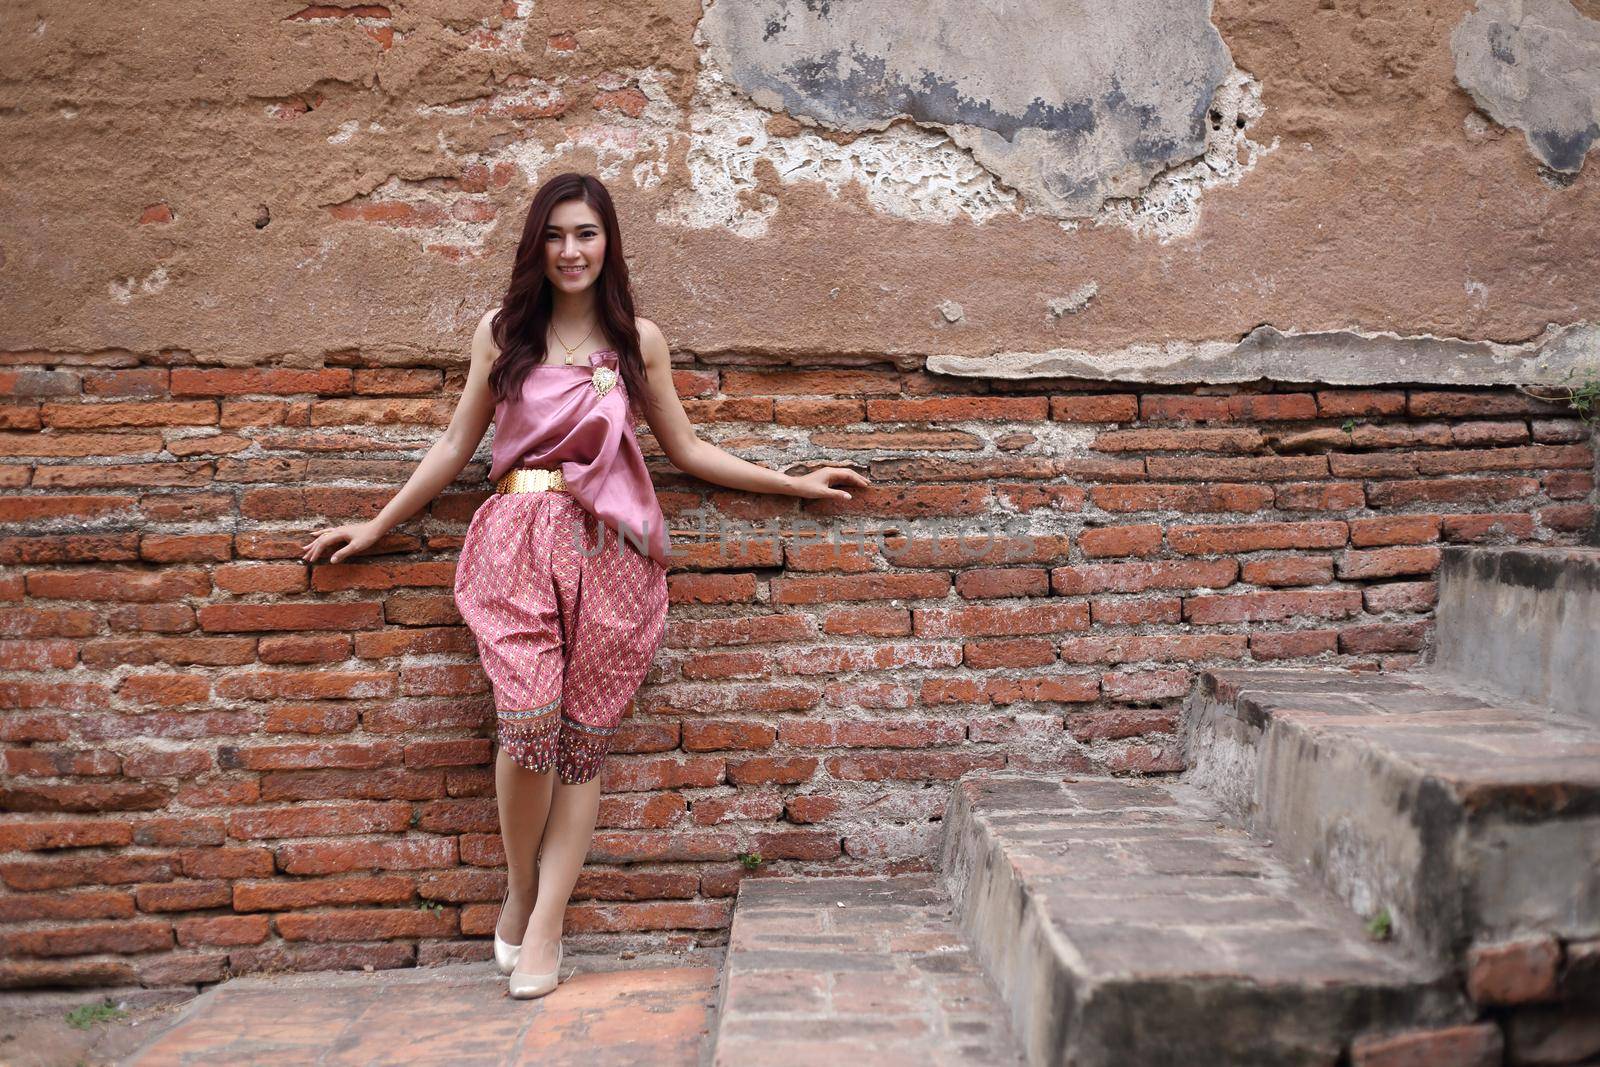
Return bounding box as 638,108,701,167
495,467,568,494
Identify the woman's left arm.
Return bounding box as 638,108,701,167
636,319,869,502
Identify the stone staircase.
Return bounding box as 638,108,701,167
1185,667,1600,964
713,874,1027,1064
940,775,1465,1066
708,546,1600,1066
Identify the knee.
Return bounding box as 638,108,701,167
498,744,555,777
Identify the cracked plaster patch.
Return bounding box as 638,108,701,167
325,68,683,259
110,266,171,305
1452,0,1600,173
1048,282,1099,320
1092,70,1271,242
314,0,681,258
697,0,1234,218
460,68,685,195
326,0,1270,258
665,4,1269,240
657,65,1020,237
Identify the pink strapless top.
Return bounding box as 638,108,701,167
487,348,670,566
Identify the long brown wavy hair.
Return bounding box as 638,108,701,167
487,172,651,422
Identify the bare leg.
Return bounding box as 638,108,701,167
495,747,554,945
514,772,603,975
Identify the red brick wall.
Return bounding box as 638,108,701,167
1,361,1595,988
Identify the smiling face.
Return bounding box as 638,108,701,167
543,198,606,292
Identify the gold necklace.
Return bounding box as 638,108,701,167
550,320,597,365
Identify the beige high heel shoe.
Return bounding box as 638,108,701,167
507,940,561,999
492,886,520,976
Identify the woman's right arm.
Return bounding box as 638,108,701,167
300,309,502,564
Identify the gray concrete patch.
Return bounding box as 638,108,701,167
697,0,1233,217
925,322,1600,386
1434,546,1600,722
1452,0,1600,173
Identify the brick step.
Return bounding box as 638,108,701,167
938,774,1465,1067
711,874,1026,1065
1185,668,1600,961
1435,546,1600,722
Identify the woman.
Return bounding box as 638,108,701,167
298,172,867,999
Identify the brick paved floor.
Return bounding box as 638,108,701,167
115,952,720,1066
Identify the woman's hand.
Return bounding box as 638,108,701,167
299,521,381,564
789,466,870,501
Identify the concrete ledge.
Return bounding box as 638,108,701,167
926,322,1599,386
1435,546,1600,722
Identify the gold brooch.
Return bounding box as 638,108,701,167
591,366,618,398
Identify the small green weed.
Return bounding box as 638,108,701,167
66,999,128,1030
1366,907,1393,942
1571,370,1600,423
1340,418,1357,434
1521,367,1600,424
418,899,443,912
737,851,764,870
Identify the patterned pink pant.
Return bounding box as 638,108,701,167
452,491,669,784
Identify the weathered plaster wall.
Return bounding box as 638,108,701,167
2,0,1598,366
2,0,1599,990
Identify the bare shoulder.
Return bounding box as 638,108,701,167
476,306,503,341
634,315,664,345
470,306,504,365
634,316,669,365
477,305,502,338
